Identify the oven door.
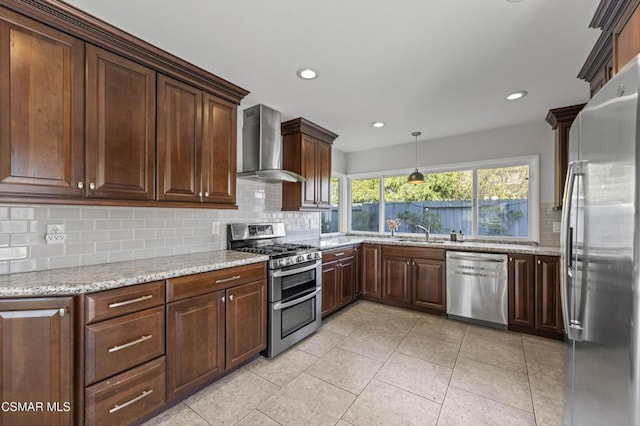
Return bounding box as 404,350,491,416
267,286,322,357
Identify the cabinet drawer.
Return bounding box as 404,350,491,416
85,281,165,324
382,245,445,260
323,246,354,262
167,262,266,302
86,306,164,385
85,357,165,426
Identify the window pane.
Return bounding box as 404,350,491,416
321,177,340,233
383,172,472,235
351,178,380,232
478,165,529,237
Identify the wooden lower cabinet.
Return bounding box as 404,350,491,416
166,291,225,402
225,280,267,369
0,297,74,426
508,254,562,338
508,254,536,330
362,244,382,301
354,246,362,297
380,246,446,314
382,256,411,305
166,269,267,401
535,256,563,335
322,247,356,318
85,357,165,426
413,258,446,312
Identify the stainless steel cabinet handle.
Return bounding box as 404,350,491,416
109,389,153,414
59,308,65,317
77,181,84,189
334,252,345,257
215,275,240,284
406,261,410,265
537,259,541,265
221,296,225,303
205,192,209,197
229,294,234,302
198,191,203,197
108,335,152,353
89,182,96,190
109,295,153,309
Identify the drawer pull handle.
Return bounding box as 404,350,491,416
334,252,345,257
108,295,153,309
215,275,241,284
109,389,153,414
108,335,152,353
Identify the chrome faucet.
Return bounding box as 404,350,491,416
416,225,430,241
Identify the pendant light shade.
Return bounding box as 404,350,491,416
407,131,425,184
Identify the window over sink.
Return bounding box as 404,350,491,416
347,156,538,242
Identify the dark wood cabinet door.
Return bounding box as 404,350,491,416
86,44,156,200
0,297,73,426
202,93,236,204
338,258,355,308
157,74,202,202
382,256,411,305
166,291,225,402
413,258,446,312
362,244,382,300
322,261,338,317
0,10,84,197
316,141,332,209
301,135,317,208
535,256,562,335
226,280,267,369
508,254,535,330
354,246,362,297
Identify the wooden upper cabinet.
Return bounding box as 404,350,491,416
615,2,640,73
282,118,338,211
201,94,236,204
545,104,585,209
157,74,238,206
157,74,203,202
0,297,73,426
86,45,156,200
0,8,84,197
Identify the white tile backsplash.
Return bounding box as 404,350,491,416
0,180,320,274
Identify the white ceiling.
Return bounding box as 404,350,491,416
64,0,601,153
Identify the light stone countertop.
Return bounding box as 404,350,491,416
318,235,561,256
0,251,268,297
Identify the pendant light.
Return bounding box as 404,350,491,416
407,131,425,184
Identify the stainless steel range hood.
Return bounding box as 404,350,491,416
237,104,305,183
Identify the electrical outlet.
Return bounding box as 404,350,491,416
552,221,561,233
45,233,67,244
211,222,220,235
45,223,66,244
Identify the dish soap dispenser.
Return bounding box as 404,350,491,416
458,230,464,242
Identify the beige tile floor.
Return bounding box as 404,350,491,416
144,301,563,426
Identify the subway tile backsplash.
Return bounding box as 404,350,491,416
539,203,561,247
0,180,320,275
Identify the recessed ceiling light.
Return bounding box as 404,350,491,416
296,68,318,80
506,90,528,101
371,121,385,128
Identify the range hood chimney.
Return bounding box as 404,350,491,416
237,104,305,183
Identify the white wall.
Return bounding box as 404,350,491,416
332,149,348,174
346,121,555,203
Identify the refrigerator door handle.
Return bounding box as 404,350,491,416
561,160,585,341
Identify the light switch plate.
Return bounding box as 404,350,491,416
211,222,220,235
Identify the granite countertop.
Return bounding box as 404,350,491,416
0,251,268,297
317,235,561,256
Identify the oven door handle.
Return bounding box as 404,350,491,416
271,260,321,278
272,287,321,311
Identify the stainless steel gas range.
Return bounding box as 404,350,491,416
228,223,322,357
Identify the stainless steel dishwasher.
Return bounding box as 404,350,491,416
446,251,508,328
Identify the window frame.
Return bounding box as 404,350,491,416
346,155,539,242
321,172,347,236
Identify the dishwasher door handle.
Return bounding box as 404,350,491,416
448,255,506,263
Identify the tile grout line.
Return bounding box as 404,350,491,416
183,402,215,426
521,334,539,425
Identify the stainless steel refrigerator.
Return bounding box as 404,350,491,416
561,56,639,425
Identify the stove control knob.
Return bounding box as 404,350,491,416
296,255,305,263
307,253,314,261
